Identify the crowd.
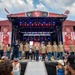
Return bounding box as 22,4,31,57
0,40,75,61
0,55,75,75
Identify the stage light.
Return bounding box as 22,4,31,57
30,22,32,24
24,24,26,26
41,24,43,26
49,24,50,26
35,24,37,26
46,24,48,26
20,22,22,24
38,24,39,26
32,24,34,26
53,22,55,24
43,22,46,24
27,24,29,26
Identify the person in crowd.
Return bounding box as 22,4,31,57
0,42,5,59
53,41,58,60
65,55,75,75
46,42,52,61
56,60,64,75
12,58,21,75
41,42,46,61
58,41,64,59
69,42,75,55
24,42,30,59
19,42,23,59
7,44,11,59
12,40,20,60
35,42,41,61
0,60,14,75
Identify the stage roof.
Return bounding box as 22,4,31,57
7,10,67,18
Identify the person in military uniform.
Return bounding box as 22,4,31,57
24,42,30,59
53,41,58,60
69,42,75,55
58,41,64,59
46,42,52,61
41,43,46,61
19,42,23,59
35,42,41,61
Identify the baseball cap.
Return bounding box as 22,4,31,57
67,55,75,69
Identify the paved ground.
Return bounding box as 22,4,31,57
24,61,48,75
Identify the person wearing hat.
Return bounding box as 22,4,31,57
56,60,64,75
66,55,75,75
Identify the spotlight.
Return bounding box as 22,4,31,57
32,24,34,26
30,22,32,24
35,24,37,26
24,24,26,26
53,22,55,24
46,24,48,26
38,24,40,26
43,22,46,24
41,24,43,26
20,22,22,24
27,24,29,26
49,24,50,26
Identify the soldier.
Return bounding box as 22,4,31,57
41,43,46,61
24,42,30,59
35,42,41,61
53,41,58,60
46,42,52,61
19,42,23,59
58,42,64,59
69,42,75,55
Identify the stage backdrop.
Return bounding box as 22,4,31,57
63,26,74,52
1,26,12,46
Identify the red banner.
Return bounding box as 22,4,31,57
63,26,74,51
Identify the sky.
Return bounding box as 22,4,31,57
0,0,75,21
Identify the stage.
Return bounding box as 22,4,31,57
7,10,67,44
20,60,58,75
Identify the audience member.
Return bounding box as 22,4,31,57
0,60,13,75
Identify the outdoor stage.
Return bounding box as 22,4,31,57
20,60,58,75
7,10,67,44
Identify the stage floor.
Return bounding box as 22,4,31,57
20,60,58,75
